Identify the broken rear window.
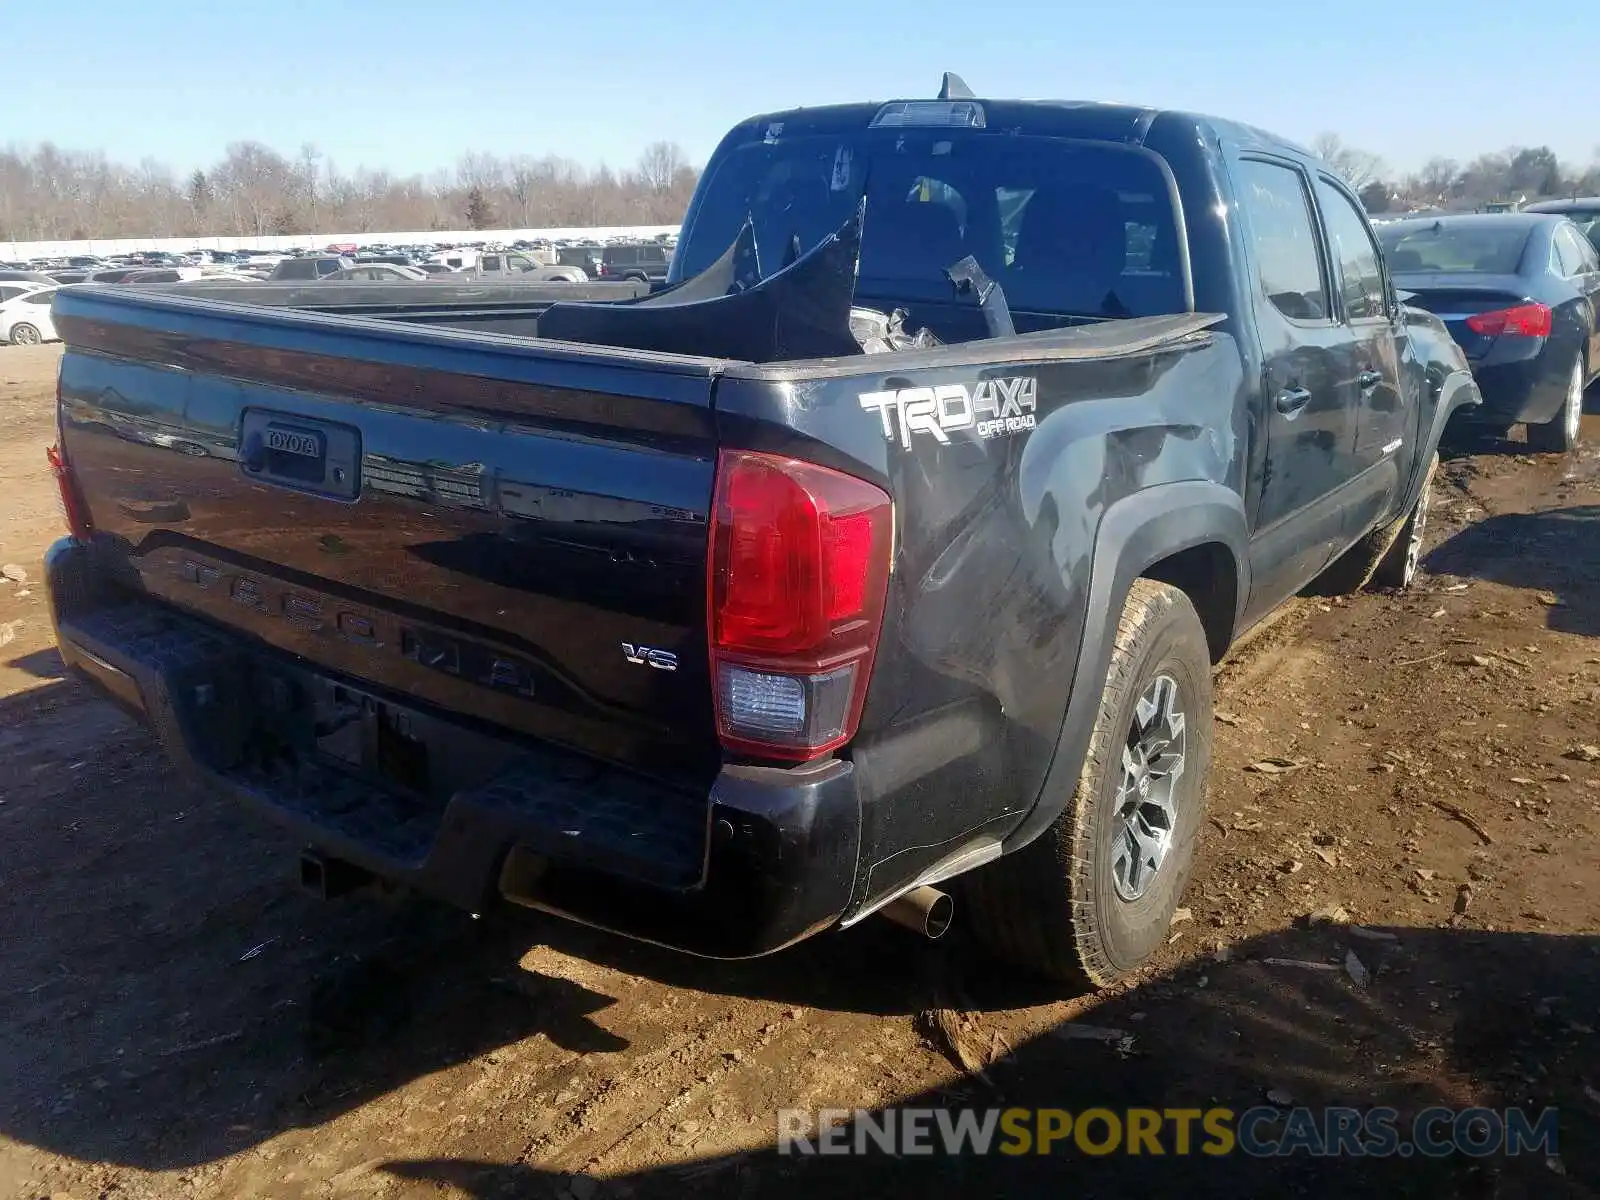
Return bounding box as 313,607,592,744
677,131,1187,320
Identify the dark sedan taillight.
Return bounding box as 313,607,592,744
1465,303,1552,338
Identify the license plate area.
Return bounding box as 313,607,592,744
311,682,433,796
240,409,360,499
303,677,521,800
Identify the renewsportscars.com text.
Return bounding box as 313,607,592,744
777,1105,1559,1159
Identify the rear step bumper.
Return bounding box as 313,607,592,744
44,538,861,959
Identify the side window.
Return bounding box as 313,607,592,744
507,254,535,272
1235,160,1329,322
25,291,54,305
1554,226,1589,276
1314,178,1387,321
0,286,25,301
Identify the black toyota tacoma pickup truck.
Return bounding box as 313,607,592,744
43,81,1478,984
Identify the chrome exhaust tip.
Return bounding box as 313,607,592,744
882,885,954,940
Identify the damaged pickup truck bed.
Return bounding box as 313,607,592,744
44,83,1478,983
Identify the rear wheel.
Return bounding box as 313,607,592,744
964,579,1212,985
8,323,40,346
1368,453,1437,590
1526,357,1584,453
1306,453,1438,595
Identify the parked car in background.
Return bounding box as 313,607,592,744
1522,197,1600,253
82,268,148,284
425,249,491,271
0,269,56,286
268,256,354,282
46,271,90,285
121,267,208,284
468,251,586,282
1377,213,1597,450
556,245,604,276
0,287,58,344
598,242,670,282
328,263,430,281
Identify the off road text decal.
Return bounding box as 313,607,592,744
859,377,1037,448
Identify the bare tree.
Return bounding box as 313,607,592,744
1411,157,1459,203
463,186,495,230
637,141,684,194
0,137,706,243
298,143,322,235
1310,133,1385,192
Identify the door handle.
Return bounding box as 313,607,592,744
1358,369,1384,391
1275,386,1312,415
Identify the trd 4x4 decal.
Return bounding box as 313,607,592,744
859,376,1038,449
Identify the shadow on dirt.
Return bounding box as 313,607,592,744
2,646,65,679
2,697,1595,1191
382,925,1599,1198
5,784,1597,1199
1423,505,1600,637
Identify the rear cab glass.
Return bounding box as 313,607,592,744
676,128,1188,323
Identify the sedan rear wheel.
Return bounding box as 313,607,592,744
8,322,41,346
1526,358,1584,453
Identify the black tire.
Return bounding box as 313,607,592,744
1306,452,1438,595
1525,356,1584,453
9,323,41,346
964,579,1213,985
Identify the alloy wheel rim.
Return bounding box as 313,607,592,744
1111,673,1187,902
1567,362,1583,444
1404,479,1431,585
13,324,38,345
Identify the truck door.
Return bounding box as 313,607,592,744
1313,174,1411,539
1232,157,1360,622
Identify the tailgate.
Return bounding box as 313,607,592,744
54,285,724,783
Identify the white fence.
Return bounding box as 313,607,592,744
2,225,682,261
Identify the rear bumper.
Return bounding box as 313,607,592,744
44,538,861,958
1463,349,1570,425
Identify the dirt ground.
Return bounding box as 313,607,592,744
2,341,1599,1198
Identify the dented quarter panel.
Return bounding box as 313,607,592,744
711,327,1246,906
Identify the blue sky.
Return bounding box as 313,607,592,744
10,0,1592,178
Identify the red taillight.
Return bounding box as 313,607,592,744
1465,303,1552,338
46,445,92,540
708,450,892,761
